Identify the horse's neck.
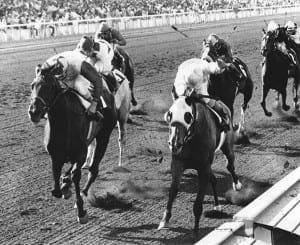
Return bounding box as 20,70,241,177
194,103,217,135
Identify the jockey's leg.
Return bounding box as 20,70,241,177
81,61,104,119
114,48,126,72
207,99,231,132
103,71,118,92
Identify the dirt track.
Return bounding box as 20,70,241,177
1,15,300,245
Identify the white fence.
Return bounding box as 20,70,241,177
196,166,300,245
1,4,300,42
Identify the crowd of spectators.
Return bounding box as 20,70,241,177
0,0,299,27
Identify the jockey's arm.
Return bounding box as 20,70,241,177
80,61,103,102
111,29,126,46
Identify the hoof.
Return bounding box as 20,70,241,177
157,221,169,230
51,189,62,198
77,211,88,224
265,111,272,117
213,205,223,211
283,105,290,111
233,180,243,191
62,188,72,200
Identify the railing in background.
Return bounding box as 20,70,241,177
0,4,300,42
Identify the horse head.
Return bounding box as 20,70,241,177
261,27,288,57
28,63,62,123
164,96,194,155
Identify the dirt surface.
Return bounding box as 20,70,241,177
1,15,300,245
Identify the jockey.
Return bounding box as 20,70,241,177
76,35,118,91
265,20,298,68
206,33,245,84
173,58,231,131
95,22,126,68
42,49,105,119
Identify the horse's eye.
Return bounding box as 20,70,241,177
164,111,172,123
184,112,193,124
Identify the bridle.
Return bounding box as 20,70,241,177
32,75,69,114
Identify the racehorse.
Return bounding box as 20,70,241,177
260,27,299,116
28,61,131,223
202,40,254,126
158,96,242,232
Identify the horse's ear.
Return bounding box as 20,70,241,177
35,64,42,76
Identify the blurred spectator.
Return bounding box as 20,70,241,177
0,0,299,26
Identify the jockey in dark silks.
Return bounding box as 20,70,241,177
207,33,245,85
262,21,299,74
95,22,126,71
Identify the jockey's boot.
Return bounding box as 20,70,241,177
87,99,104,121
114,50,126,72
229,63,243,82
208,99,230,132
104,72,119,92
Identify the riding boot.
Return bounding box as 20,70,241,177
114,49,126,72
104,72,119,92
81,61,104,120
207,99,230,132
229,63,243,80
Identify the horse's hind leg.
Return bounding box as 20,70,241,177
221,141,242,191
240,78,253,128
81,130,113,196
261,84,272,117
293,79,299,110
281,89,290,111
210,171,221,210
71,162,88,224
158,159,184,230
117,120,126,167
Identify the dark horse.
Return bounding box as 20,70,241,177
158,96,242,232
260,27,299,116
202,41,254,125
28,64,117,224
112,46,138,106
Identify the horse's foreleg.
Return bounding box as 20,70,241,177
281,89,290,111
261,84,272,117
82,132,112,196
158,160,184,230
61,165,73,199
51,159,63,198
221,143,242,191
194,168,210,233
71,163,88,224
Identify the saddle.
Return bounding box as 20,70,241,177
104,69,126,93
232,57,248,91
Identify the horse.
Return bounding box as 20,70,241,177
28,60,131,223
260,27,299,116
93,39,137,106
201,40,254,127
158,96,242,233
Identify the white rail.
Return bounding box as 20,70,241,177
196,166,300,245
0,4,300,42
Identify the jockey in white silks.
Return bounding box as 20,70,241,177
285,20,300,44
76,35,119,90
172,58,231,131
42,49,106,119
